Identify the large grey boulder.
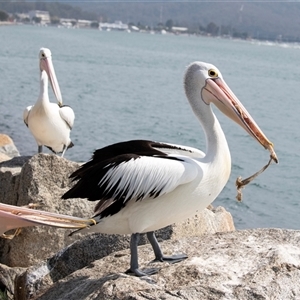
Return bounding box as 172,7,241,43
0,154,95,267
13,228,300,300
0,263,25,299
0,154,235,268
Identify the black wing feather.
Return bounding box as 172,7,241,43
62,140,185,214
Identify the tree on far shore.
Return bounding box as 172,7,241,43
0,10,9,21
165,19,173,31
206,22,219,36
32,16,41,23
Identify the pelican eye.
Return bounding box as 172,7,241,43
208,69,218,78
41,53,45,57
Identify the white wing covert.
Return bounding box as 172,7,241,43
59,106,75,129
99,155,199,203
23,106,33,126
154,142,205,158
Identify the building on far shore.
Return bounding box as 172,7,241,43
15,13,30,21
77,19,92,28
172,26,188,34
28,10,50,24
60,18,77,28
99,21,128,31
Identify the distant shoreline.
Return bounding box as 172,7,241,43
0,21,17,26
2,21,299,48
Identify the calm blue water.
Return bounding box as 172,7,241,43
0,25,299,230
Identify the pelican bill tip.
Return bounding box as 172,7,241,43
267,143,278,164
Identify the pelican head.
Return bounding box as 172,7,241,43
39,48,63,107
185,61,278,163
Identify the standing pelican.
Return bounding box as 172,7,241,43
23,48,75,157
62,61,278,276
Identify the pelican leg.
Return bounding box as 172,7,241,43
38,145,43,153
125,233,159,277
61,145,67,158
147,231,188,263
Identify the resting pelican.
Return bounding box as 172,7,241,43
23,48,75,157
62,61,278,276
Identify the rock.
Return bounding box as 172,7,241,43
0,156,31,209
0,153,11,163
0,134,20,158
157,206,234,240
14,228,300,300
0,154,234,268
0,263,25,299
0,154,95,267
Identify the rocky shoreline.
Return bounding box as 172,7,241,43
0,134,299,300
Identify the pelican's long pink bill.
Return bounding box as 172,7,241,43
0,203,95,237
202,77,278,163
39,49,63,106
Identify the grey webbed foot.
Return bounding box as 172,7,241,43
125,267,159,277
147,231,188,264
154,253,188,264
127,232,188,277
